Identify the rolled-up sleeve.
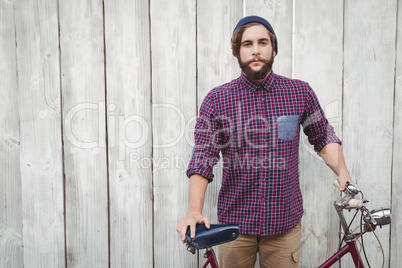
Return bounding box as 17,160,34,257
186,92,222,182
301,86,342,153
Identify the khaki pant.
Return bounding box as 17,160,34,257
218,221,301,268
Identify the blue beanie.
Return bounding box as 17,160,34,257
233,15,278,55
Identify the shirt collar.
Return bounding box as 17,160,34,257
239,71,275,92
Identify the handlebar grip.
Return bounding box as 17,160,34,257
349,199,363,208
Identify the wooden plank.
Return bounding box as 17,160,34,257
390,0,402,266
0,0,23,266
59,0,109,266
293,0,344,266
14,0,66,266
244,0,293,78
150,0,197,266
196,0,243,264
104,0,153,267
343,0,396,267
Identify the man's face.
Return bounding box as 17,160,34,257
238,24,275,82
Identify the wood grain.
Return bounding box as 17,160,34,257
0,0,23,266
14,0,65,266
59,0,109,266
104,0,153,266
391,0,402,266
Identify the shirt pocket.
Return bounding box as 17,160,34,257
277,115,299,141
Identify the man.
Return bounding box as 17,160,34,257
177,15,352,267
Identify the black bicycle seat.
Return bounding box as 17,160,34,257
185,224,240,250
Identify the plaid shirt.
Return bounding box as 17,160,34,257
187,72,341,236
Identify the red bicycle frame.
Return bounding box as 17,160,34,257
201,249,219,268
319,239,364,268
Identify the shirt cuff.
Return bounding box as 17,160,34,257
186,166,214,183
314,135,342,152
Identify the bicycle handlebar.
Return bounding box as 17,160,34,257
333,180,391,232
333,180,365,209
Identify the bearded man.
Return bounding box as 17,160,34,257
177,15,352,268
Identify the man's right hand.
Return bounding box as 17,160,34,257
176,213,211,244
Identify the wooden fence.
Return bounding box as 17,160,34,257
1,0,401,267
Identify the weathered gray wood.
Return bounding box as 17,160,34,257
14,0,66,266
245,0,293,78
150,0,197,266
343,0,396,267
293,1,344,267
0,1,23,267
391,0,402,266
104,0,153,266
59,0,109,266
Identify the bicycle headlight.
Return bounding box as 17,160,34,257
370,207,391,227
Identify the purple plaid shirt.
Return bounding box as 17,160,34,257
187,72,341,236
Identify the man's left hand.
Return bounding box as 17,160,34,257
337,173,353,191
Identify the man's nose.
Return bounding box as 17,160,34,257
251,44,260,55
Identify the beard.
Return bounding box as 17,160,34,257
238,53,275,81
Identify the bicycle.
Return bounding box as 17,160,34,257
185,181,391,268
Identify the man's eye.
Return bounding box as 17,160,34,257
260,42,267,45
243,43,251,47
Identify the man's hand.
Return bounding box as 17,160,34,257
176,213,211,244
337,173,352,192
177,175,210,243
